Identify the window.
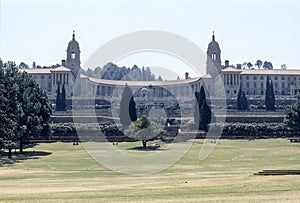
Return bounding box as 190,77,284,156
260,76,264,80
294,77,297,81
275,76,278,80
261,90,264,95
282,90,285,95
71,52,76,59
261,83,264,88
246,82,249,88
246,76,249,80
41,75,45,79
282,83,285,88
211,53,217,61
253,83,257,88
253,76,257,80
275,83,278,88
226,90,230,94
234,90,237,94
281,76,285,80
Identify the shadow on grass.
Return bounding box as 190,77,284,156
0,150,52,166
127,144,168,151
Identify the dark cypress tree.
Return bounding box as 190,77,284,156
201,99,212,132
194,86,211,131
269,80,275,109
61,83,66,111
241,92,248,110
237,84,248,110
119,84,137,126
56,83,61,111
265,76,275,110
237,84,243,110
194,92,201,129
129,96,137,122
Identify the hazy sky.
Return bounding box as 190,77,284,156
0,0,299,78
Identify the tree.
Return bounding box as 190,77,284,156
18,62,29,69
284,93,300,132
0,61,52,157
194,86,212,131
263,61,273,70
201,99,212,132
242,62,248,69
265,76,275,110
237,84,248,110
55,83,61,111
125,115,166,148
255,60,263,69
281,64,287,70
119,84,137,126
1,62,22,158
61,83,66,111
17,72,52,153
247,62,253,69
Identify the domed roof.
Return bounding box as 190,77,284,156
208,32,220,50
67,31,80,50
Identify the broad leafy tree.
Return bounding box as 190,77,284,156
284,93,300,132
255,60,263,69
125,115,166,148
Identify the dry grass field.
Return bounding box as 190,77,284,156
1,139,300,202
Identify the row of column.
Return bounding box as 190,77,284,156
223,73,240,86
52,73,69,85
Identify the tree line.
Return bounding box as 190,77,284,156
82,62,163,81
0,60,52,158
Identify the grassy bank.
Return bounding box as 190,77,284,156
1,139,300,202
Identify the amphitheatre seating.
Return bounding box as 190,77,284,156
255,170,300,175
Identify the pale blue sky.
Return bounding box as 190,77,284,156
0,0,299,78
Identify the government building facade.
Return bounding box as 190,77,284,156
20,32,300,107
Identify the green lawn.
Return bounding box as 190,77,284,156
1,139,300,202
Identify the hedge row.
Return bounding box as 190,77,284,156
48,122,299,141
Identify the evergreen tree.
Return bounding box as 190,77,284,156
201,99,212,132
119,84,137,126
194,86,212,131
2,63,22,158
61,83,66,111
237,84,248,110
17,72,52,153
56,83,61,111
265,76,275,110
0,60,52,157
241,92,248,110
237,84,243,110
129,96,137,122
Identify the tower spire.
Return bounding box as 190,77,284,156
72,30,75,40
212,31,215,41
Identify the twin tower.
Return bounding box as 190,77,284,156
64,31,222,78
